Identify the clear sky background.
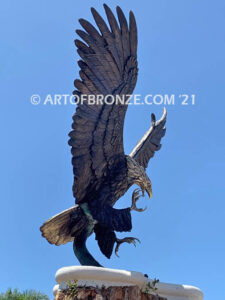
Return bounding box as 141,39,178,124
0,1,225,299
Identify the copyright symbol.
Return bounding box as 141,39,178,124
31,94,41,105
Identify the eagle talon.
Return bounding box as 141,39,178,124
115,237,140,257
130,188,147,212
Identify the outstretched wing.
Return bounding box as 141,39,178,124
68,4,138,202
129,108,167,169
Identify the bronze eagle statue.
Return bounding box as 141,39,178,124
40,4,166,267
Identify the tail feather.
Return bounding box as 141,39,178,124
40,205,87,246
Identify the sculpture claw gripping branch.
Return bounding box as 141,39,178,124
40,4,167,267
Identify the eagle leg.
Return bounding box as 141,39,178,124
90,205,132,232
130,188,147,212
115,237,141,257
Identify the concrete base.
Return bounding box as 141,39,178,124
53,266,203,300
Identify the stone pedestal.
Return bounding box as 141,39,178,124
53,266,203,300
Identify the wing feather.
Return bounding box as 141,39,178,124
103,4,123,72
116,6,131,62
69,5,138,202
129,108,167,169
129,11,138,56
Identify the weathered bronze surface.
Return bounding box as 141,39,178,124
55,286,167,300
41,4,166,267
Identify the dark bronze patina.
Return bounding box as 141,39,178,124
41,4,166,267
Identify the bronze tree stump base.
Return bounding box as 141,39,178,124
54,286,167,300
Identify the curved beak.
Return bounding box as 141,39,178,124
144,184,152,199
146,185,152,198
139,182,152,199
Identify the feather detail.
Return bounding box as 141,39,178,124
130,108,167,169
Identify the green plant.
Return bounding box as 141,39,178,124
0,288,49,300
65,280,78,297
142,278,159,294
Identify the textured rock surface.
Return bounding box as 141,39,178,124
54,286,167,300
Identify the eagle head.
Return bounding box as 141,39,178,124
126,156,152,198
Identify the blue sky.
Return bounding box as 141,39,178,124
0,1,225,299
